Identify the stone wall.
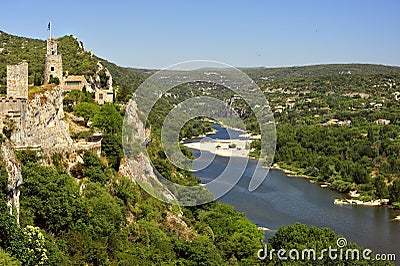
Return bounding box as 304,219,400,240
19,86,73,152
74,140,102,157
0,98,27,144
46,38,58,55
7,62,28,99
95,89,114,105
44,55,63,84
44,39,63,84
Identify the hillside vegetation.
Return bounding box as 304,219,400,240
0,30,397,265
0,30,145,101
0,30,266,265
249,65,400,204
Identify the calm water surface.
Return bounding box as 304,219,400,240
188,125,400,255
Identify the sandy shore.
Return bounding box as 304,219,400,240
258,226,277,232
185,141,396,209
334,198,390,206
184,139,252,158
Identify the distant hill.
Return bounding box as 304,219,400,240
244,64,400,82
1,29,400,101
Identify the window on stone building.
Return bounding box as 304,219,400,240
99,94,103,99
51,66,55,71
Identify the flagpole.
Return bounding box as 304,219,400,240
49,21,52,40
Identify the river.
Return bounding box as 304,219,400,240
187,124,400,256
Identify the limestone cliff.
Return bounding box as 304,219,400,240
18,86,73,153
88,61,113,92
119,100,176,203
1,140,22,225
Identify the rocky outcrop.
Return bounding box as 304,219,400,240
88,61,113,92
119,101,176,203
71,35,85,51
1,140,22,225
88,61,114,104
17,86,73,153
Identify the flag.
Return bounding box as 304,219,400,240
47,22,51,31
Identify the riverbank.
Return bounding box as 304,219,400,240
191,146,400,253
180,129,217,142
257,226,277,233
183,138,252,158
270,163,318,181
270,163,398,209
334,198,390,206
185,124,397,209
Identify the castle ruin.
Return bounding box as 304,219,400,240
0,32,114,150
44,39,63,85
7,62,28,99
1,62,28,144
1,31,111,225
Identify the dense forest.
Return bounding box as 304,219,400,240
254,68,400,205
0,30,397,264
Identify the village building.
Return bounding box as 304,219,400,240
95,89,114,105
64,75,90,92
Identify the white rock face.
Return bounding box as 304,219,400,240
90,61,113,91
88,62,114,104
18,86,73,152
2,140,22,225
119,100,176,202
72,35,85,51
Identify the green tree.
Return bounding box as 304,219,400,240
266,223,392,265
48,76,60,85
0,247,21,266
73,102,100,126
389,179,400,204
63,90,94,111
374,175,389,199
93,103,123,134
22,226,48,265
101,133,123,170
82,151,110,184
20,163,79,233
351,163,369,184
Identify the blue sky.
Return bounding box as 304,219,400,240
1,0,399,69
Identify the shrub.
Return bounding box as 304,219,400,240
48,76,60,85
331,180,352,193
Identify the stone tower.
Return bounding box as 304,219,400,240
7,62,28,99
44,39,63,84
